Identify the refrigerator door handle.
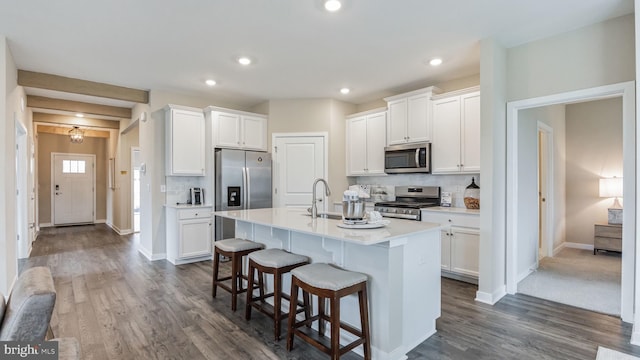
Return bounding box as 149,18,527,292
243,167,249,209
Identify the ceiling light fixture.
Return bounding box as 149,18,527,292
324,0,342,12
429,58,443,66
205,79,217,86
75,113,84,118
238,56,252,65
340,87,350,94
69,126,84,144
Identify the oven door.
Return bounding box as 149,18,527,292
384,143,430,174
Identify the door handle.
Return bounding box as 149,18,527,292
415,148,420,167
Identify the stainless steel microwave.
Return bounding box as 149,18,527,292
384,142,430,174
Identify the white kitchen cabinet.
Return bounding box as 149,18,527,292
384,86,440,145
205,106,267,151
165,105,206,176
422,208,479,283
432,88,480,174
166,206,213,265
346,109,386,176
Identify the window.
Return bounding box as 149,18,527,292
62,160,86,174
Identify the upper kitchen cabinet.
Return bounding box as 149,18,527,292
205,106,268,151
384,86,441,145
346,109,387,176
432,87,480,174
165,105,206,176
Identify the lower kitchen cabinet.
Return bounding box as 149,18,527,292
166,206,213,265
422,208,479,284
442,226,479,278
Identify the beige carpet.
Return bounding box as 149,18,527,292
517,247,621,315
597,346,640,360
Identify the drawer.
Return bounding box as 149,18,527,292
178,207,213,220
594,224,622,238
421,211,480,228
594,236,622,252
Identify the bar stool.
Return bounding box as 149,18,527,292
212,238,264,311
286,263,371,360
245,248,310,341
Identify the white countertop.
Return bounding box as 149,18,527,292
164,203,213,209
213,207,440,246
420,206,480,215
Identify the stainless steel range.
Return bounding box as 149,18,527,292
374,186,440,221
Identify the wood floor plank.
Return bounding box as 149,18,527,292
27,224,640,360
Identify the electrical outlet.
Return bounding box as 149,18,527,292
160,185,166,193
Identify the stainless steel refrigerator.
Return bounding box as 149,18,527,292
214,148,272,241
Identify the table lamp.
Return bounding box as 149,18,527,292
599,177,623,224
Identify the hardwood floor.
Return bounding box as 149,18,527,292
24,224,640,360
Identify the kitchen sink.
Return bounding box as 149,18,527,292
302,212,343,220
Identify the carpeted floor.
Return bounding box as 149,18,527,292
597,346,640,360
517,247,621,316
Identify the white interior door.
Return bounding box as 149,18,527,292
52,153,95,225
272,134,327,209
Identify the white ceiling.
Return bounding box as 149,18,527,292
0,0,634,109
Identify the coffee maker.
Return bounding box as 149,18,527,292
189,188,204,205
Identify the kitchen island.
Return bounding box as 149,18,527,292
214,207,441,360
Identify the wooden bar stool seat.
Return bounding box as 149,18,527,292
212,238,264,311
245,248,310,341
286,263,371,360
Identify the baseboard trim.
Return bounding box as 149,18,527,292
631,324,640,346
138,247,165,261
517,267,535,284
39,223,53,228
554,242,594,255
95,219,106,224
475,285,506,305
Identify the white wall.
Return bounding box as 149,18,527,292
0,35,21,295
516,107,539,279
565,98,623,245
477,38,508,304
508,14,635,101
514,104,567,277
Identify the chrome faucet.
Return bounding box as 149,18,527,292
311,178,331,219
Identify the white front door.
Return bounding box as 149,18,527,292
52,153,95,225
272,134,327,209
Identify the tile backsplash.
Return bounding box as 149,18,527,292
349,173,480,208
165,176,209,205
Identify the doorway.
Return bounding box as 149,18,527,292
51,153,96,225
272,133,328,209
537,122,553,262
506,81,634,322
131,147,141,233
16,119,29,259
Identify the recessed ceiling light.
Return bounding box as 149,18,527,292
205,79,217,86
340,87,350,95
324,0,342,12
238,56,252,65
429,58,443,66
75,113,84,118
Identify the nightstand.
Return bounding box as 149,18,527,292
594,223,622,255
